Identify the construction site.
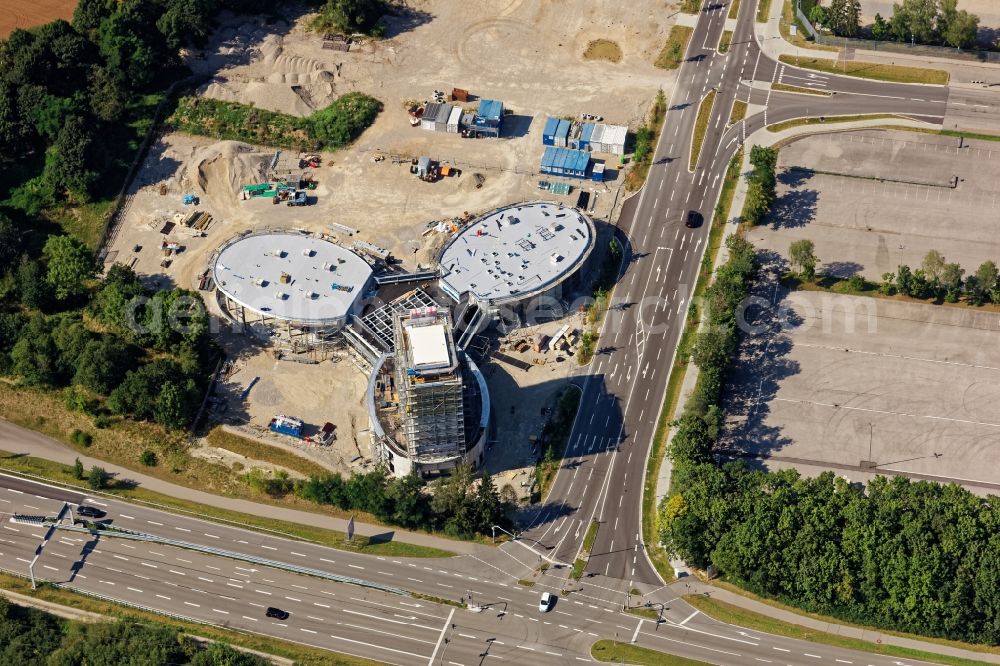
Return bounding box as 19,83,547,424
100,0,675,484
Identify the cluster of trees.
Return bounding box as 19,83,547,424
660,236,1000,645
742,146,778,226
169,92,383,152
0,598,271,666
806,0,980,48
311,0,389,36
0,256,213,430
296,465,516,538
880,250,1000,304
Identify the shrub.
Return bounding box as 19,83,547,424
70,429,93,447
139,450,157,466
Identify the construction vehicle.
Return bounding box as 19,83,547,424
269,415,303,438
182,194,199,205
287,191,309,207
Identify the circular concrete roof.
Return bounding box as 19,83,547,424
212,232,371,324
437,202,595,305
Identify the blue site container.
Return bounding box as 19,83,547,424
542,117,559,145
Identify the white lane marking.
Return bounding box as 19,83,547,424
184,602,200,608
213,609,229,615
147,521,162,526
156,594,171,600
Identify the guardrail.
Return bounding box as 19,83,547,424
51,523,407,597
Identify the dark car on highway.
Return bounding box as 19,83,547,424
75,506,106,519
685,210,703,228
266,607,290,621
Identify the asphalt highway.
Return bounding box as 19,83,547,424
518,0,951,600
0,474,961,666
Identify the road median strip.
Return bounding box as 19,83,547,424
778,54,949,85
689,90,717,171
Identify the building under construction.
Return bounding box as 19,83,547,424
367,307,489,478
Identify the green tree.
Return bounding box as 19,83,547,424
789,239,818,279
828,0,863,37
42,235,95,301
73,457,84,480
976,260,999,302
692,325,736,371
316,0,386,35
940,2,979,48
742,180,770,225
189,641,271,666
87,64,128,122
88,465,108,490
10,315,57,385
921,248,945,282
871,12,890,39
44,115,100,202
139,450,158,466
941,262,964,301
156,0,217,50
0,214,20,269
385,472,429,528
809,4,829,26
16,256,50,310
891,0,938,43
73,335,135,394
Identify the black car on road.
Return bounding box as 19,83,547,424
685,210,704,228
75,506,106,519
266,607,290,621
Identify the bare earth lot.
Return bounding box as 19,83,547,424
104,0,678,475
723,287,1000,492
1,0,76,38
750,129,1000,281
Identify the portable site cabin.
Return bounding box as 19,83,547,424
542,117,560,146
421,102,453,131
447,106,463,133
574,123,595,151
473,98,504,137
589,123,628,156
553,119,570,147
540,147,590,179
591,161,606,182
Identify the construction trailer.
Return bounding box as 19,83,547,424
542,117,560,145
446,106,462,133
589,123,628,155
540,146,591,179
420,102,453,132
472,99,503,137
553,119,570,147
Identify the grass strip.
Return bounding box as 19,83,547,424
570,520,601,580
756,0,772,22
655,26,693,70
592,640,715,665
535,387,582,501
729,100,747,125
0,571,380,666
689,90,717,171
0,451,453,558
625,91,668,192
778,54,949,85
718,30,733,54
640,148,743,584
728,0,741,19
771,82,833,96
204,427,330,478
767,113,903,133
684,594,997,666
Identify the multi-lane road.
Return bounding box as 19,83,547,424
0,472,963,666
518,0,951,596
3,0,996,664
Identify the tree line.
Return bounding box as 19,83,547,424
804,0,980,49
742,146,778,226
294,464,516,538
0,597,271,666
659,235,1000,645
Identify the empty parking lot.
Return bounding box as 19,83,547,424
750,129,1000,280
723,286,1000,491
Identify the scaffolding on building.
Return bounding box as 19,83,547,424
392,309,466,462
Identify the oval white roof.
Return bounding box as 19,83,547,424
213,232,372,323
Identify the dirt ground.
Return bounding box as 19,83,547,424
1,0,76,38
103,0,678,478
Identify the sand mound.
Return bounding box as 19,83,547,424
188,141,269,198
